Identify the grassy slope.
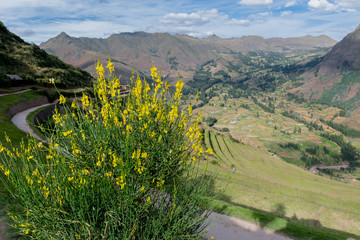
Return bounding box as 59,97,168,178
204,130,360,237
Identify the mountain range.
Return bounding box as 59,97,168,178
40,31,336,83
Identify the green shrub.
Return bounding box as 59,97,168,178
0,60,216,239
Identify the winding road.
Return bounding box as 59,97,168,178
11,103,53,141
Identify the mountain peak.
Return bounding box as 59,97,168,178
205,34,221,42
57,32,71,38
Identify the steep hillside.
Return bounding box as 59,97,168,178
0,21,93,88
294,25,360,112
40,31,336,83
317,25,360,75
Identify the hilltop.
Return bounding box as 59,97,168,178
0,21,93,88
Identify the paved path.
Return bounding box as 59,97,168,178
309,165,348,174
11,103,53,141
204,212,292,240
0,89,31,97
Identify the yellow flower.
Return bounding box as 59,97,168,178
4,169,10,176
68,176,74,181
62,130,73,137
49,78,55,84
71,101,76,109
150,66,158,80
205,148,213,155
81,93,90,108
140,186,145,192
187,104,192,116
59,95,66,104
106,58,115,73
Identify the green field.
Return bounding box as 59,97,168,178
204,130,360,236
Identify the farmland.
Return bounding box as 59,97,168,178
203,130,360,236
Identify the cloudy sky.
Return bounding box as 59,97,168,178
1,0,360,44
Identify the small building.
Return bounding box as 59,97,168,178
6,74,23,81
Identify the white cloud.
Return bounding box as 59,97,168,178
281,10,293,16
285,1,297,7
160,9,226,27
238,0,273,6
250,11,272,19
226,18,251,26
335,0,360,8
308,0,337,11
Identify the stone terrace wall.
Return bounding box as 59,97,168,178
33,105,56,126
7,97,49,118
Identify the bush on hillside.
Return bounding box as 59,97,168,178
0,60,216,239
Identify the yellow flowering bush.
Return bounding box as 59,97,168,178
0,59,215,239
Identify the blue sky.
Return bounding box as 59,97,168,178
1,0,360,44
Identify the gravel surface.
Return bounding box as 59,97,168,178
204,212,292,240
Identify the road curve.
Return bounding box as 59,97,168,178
11,103,53,141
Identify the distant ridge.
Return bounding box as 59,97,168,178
40,31,337,82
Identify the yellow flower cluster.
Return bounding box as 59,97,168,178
0,59,214,238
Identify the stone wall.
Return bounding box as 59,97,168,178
7,97,49,118
33,105,56,126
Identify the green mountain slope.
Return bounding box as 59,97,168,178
0,21,93,88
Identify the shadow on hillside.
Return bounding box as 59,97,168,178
225,200,359,240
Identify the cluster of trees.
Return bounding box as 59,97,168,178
279,142,300,150
293,127,302,133
282,111,323,132
205,116,217,127
320,132,359,165
252,97,275,113
320,119,360,138
286,93,306,103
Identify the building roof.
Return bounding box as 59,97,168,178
6,74,23,80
